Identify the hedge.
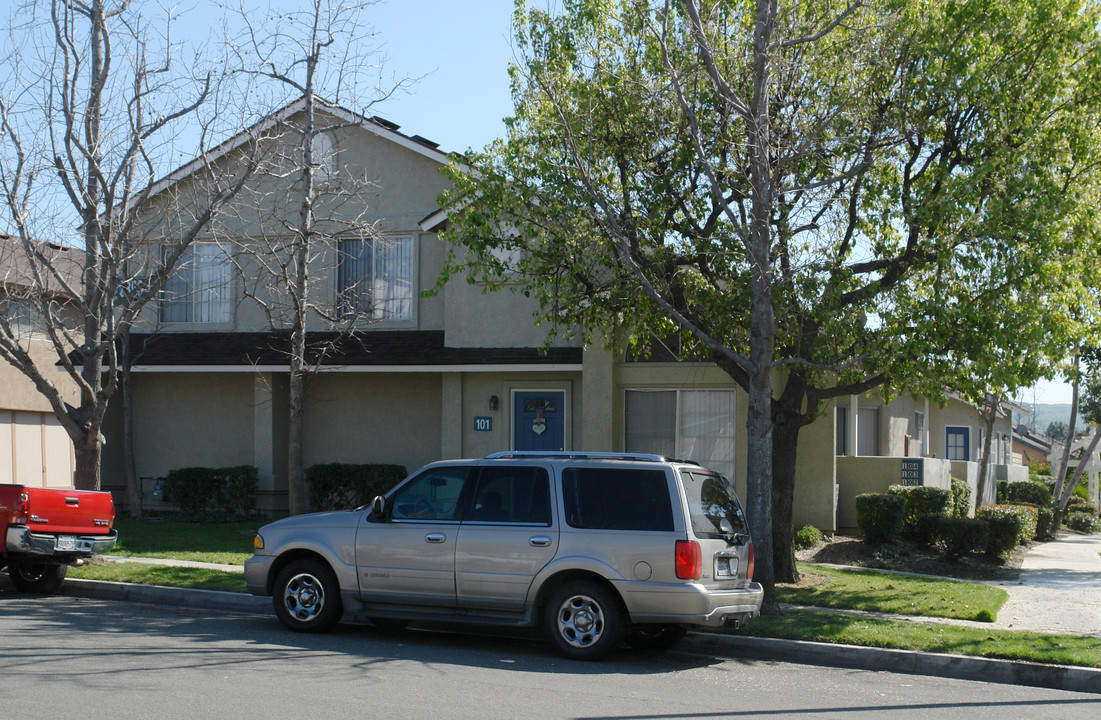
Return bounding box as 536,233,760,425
950,477,971,518
164,465,258,515
1004,481,1053,508
1065,511,1101,533
931,516,989,559
855,493,906,543
306,463,407,511
976,504,1037,546
984,515,1020,559
888,485,952,533
795,525,825,550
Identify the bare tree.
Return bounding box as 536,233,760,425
226,0,411,515
0,0,257,490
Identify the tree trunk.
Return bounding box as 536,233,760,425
771,416,801,584
73,430,101,491
976,397,998,510
122,360,143,519
287,355,308,516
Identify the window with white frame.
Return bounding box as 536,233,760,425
913,411,925,457
161,243,233,323
337,236,414,321
625,389,735,480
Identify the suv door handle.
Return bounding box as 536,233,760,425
425,533,446,544
529,536,552,547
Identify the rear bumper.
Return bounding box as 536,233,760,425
621,580,764,628
6,526,118,558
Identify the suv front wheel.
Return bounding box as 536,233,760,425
544,580,624,660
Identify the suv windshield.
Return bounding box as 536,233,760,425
681,470,748,540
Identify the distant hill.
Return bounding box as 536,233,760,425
1016,403,1073,435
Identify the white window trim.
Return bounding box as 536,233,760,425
335,234,419,327
160,242,235,327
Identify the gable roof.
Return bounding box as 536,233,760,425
133,97,466,214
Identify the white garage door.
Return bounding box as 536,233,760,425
0,410,75,487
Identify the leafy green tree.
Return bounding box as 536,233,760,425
1047,422,1069,443
440,0,1101,606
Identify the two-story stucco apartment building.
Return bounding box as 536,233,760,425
93,100,1024,531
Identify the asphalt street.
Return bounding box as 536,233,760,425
1,594,1099,720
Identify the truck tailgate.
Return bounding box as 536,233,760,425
18,487,115,535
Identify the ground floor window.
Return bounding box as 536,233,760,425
946,426,970,461
624,389,735,480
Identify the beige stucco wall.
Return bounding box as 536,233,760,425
836,456,953,532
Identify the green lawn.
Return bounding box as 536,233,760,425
105,519,258,565
780,565,1006,622
735,609,1101,668
69,562,247,593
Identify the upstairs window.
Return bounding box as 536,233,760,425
310,132,334,184
161,243,232,324
337,236,414,321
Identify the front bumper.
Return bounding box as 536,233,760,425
244,554,276,596
6,526,118,558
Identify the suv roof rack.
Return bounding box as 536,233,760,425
484,451,668,462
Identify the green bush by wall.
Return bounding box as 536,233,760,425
855,493,906,544
306,463,407,511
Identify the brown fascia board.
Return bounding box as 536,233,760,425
116,330,582,369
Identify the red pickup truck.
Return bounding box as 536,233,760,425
1,485,117,593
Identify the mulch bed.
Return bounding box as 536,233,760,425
795,535,1026,583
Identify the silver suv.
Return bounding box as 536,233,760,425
244,452,763,659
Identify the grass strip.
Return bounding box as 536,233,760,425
735,609,1101,668
69,562,247,594
106,519,258,566
781,564,1006,622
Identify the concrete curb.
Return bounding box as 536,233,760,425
59,577,269,615
681,632,1101,695
50,578,1101,694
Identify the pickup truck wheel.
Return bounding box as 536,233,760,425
625,624,688,651
272,560,342,633
8,562,67,594
544,580,624,660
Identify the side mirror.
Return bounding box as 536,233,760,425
371,495,387,518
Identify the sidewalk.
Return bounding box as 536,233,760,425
991,531,1101,636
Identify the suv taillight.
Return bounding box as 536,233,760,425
675,540,702,580
11,490,29,525
746,542,755,580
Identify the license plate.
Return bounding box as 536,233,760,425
56,536,76,551
715,556,738,578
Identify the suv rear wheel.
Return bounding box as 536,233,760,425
8,562,67,594
625,624,688,651
544,580,624,660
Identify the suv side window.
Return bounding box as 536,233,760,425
561,467,674,532
468,466,552,525
390,466,473,521
682,470,748,538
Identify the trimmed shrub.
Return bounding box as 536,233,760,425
1065,511,1101,534
855,493,906,544
165,465,260,516
912,513,940,547
1034,505,1056,540
306,463,408,511
996,480,1008,504
888,485,952,533
950,477,971,518
1065,497,1098,517
794,525,825,550
164,467,222,512
1005,481,1053,508
977,504,1038,545
984,516,1020,559
217,465,258,516
932,516,989,559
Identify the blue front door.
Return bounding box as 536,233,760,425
513,391,565,451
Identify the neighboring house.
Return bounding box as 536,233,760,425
98,99,1026,534
1014,424,1056,468
834,392,1027,532
0,235,81,487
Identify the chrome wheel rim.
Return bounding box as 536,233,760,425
555,593,605,649
283,572,326,622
